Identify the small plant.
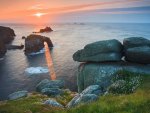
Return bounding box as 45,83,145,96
108,70,142,94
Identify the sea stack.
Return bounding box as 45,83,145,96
24,34,53,55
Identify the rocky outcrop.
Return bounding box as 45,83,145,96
36,79,64,92
77,62,150,93
67,85,101,108
33,27,53,33
44,99,64,108
24,34,53,54
8,91,28,100
73,39,123,62
41,88,63,97
0,26,16,44
0,26,16,58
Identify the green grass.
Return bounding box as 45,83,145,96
0,72,150,113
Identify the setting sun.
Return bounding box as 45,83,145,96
34,13,45,17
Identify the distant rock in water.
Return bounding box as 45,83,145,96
22,36,26,39
24,34,53,55
0,26,16,58
33,27,53,33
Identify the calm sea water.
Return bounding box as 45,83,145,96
0,23,150,100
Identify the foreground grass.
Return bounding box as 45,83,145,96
0,73,150,113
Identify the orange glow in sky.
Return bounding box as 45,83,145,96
0,0,149,23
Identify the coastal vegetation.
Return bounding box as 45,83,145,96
0,71,149,113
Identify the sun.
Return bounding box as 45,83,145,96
34,13,45,17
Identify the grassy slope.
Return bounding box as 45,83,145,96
0,74,150,113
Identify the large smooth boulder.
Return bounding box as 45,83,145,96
123,37,150,50
24,34,53,54
73,39,123,62
0,26,15,44
36,79,64,92
78,62,150,93
8,91,28,100
0,41,7,58
44,99,64,108
125,46,150,64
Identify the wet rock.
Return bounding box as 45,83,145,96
78,62,150,93
8,91,28,100
44,99,64,108
0,41,7,58
41,88,63,96
6,44,24,50
36,79,64,92
125,46,150,64
24,34,53,55
123,37,150,50
73,39,123,62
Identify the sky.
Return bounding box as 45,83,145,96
0,0,150,23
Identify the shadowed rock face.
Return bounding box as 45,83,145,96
0,26,15,44
24,34,53,54
0,41,7,58
77,62,150,93
123,37,150,50
0,26,16,58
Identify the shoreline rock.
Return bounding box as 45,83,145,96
0,26,16,58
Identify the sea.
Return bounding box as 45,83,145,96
0,23,150,100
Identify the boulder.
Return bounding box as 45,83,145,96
36,79,64,92
73,39,123,62
66,85,100,108
123,37,150,50
41,88,63,96
0,41,7,58
0,26,16,44
73,50,122,62
44,99,64,108
8,91,28,100
78,62,150,92
125,46,150,64
24,34,53,54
